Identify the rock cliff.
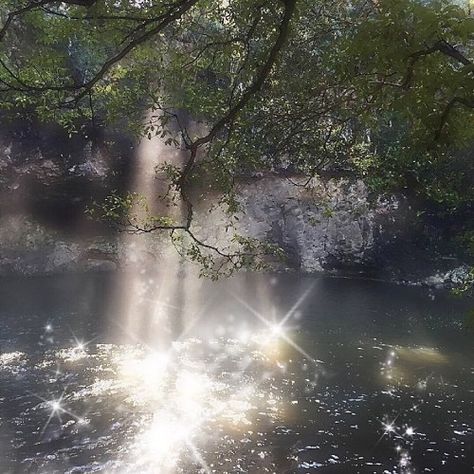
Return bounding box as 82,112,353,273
0,122,468,283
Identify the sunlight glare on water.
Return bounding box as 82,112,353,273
0,274,473,473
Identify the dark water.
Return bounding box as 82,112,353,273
0,272,472,473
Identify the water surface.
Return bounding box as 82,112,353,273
0,272,472,473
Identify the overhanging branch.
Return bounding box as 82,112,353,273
0,0,200,97
178,0,298,189
0,0,99,43
435,96,474,140
402,39,472,89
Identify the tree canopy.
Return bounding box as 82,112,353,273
0,0,473,276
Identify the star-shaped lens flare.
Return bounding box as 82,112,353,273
230,284,318,365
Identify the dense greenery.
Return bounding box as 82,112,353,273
0,0,473,276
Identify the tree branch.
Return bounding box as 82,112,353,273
402,40,472,89
0,0,199,97
127,0,297,272
178,0,298,189
0,0,51,43
435,96,474,140
0,0,100,43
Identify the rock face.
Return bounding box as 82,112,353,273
237,178,381,272
0,122,469,282
192,177,398,274
0,176,404,278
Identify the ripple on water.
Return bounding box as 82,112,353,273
0,308,472,472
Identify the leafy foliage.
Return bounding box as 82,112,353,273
0,0,473,278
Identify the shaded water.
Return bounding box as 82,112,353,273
0,272,473,473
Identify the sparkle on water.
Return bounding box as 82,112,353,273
0,273,473,473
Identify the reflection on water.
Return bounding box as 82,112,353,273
0,273,473,473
